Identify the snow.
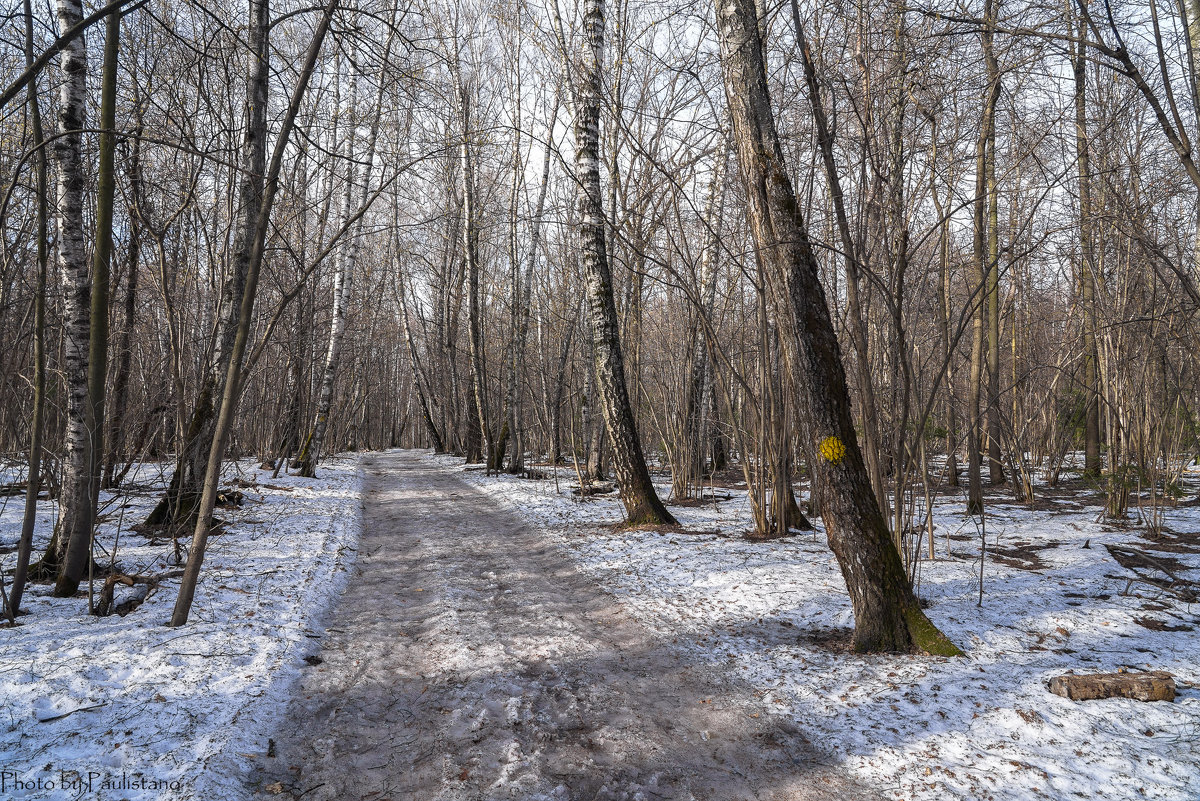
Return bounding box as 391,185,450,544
0,455,364,800
3,447,1196,800
446,455,1200,801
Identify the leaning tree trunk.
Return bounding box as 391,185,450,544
145,0,270,526
49,0,92,592
714,0,959,654
567,0,675,526
171,0,337,627
790,0,890,519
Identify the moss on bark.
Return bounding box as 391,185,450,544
902,604,964,657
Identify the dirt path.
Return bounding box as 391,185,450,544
252,450,876,801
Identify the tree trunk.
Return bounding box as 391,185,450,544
984,0,1006,487
297,26,395,476
67,7,118,593
966,15,999,515
9,0,49,616
103,110,142,490
942,273,959,486
790,0,890,520
678,138,728,498
503,93,558,474
454,72,494,469
706,374,728,472
715,0,959,654
1072,9,1101,478
146,0,271,526
398,251,445,452
58,6,118,595
464,382,483,462
51,0,93,594
170,0,337,626
1186,0,1200,287
567,0,675,525
549,300,579,464
296,121,357,476
928,129,959,488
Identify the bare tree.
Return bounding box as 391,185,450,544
714,0,960,653
553,0,676,525
171,0,338,626
51,0,96,595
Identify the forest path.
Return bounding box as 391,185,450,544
251,450,877,801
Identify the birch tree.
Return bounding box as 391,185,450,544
51,0,94,595
554,0,676,526
297,28,394,476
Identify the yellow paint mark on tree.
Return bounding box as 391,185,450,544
818,436,846,463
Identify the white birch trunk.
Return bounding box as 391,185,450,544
567,0,674,524
299,23,396,475
52,0,92,582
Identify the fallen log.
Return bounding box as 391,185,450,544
1104,544,1199,602
572,482,615,496
1048,671,1175,702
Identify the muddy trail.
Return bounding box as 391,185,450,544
250,450,877,801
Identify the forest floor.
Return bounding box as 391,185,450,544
2,449,1198,801
246,449,871,801
0,455,364,800
448,453,1200,801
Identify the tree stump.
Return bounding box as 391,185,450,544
1048,671,1175,702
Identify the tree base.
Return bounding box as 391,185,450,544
623,503,678,528
848,603,964,656
902,604,964,656
146,490,201,527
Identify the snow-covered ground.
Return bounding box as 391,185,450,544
446,454,1200,801
0,455,364,800
3,448,1195,800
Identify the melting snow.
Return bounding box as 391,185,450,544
0,456,363,800
449,454,1200,801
